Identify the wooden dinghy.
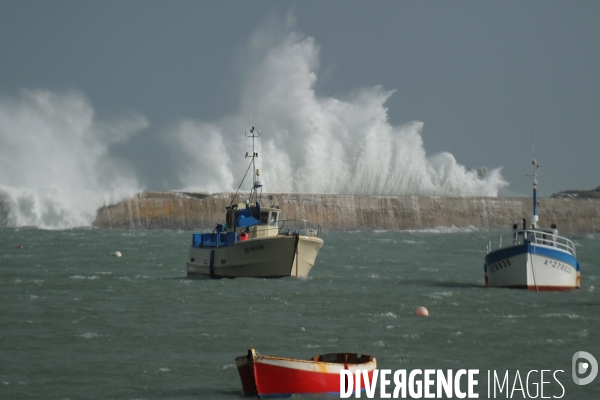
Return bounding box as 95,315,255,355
235,348,377,397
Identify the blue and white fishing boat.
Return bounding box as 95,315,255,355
186,127,323,278
484,158,580,291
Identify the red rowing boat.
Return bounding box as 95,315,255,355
235,348,377,397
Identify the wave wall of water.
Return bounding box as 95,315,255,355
0,17,506,229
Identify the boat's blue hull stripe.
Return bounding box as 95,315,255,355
485,243,528,265
486,242,580,271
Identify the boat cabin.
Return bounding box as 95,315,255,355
227,201,281,239
191,201,282,249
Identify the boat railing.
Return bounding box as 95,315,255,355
487,229,576,257
278,219,322,238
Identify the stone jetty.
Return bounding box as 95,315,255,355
93,192,600,234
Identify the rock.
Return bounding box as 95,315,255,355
551,186,600,199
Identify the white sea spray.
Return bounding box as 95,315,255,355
0,18,506,229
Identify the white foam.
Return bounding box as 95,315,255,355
171,21,507,197
0,90,144,229
541,312,583,320
69,275,99,280
500,314,527,319
427,291,454,299
0,16,507,229
406,225,478,234
79,332,101,339
569,329,589,338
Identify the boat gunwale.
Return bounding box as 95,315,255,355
486,228,576,257
235,352,376,369
485,241,579,270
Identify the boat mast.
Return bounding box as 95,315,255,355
229,127,263,208
526,128,542,229
529,158,539,228
245,127,262,203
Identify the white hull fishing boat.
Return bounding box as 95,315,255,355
186,127,323,278
484,157,580,291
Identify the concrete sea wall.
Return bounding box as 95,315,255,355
93,192,600,234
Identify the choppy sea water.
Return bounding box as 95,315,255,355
1,227,598,399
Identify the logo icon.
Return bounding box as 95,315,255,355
572,351,598,385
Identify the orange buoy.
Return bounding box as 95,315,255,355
240,231,248,241
415,306,429,317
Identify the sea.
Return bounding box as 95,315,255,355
1,227,598,399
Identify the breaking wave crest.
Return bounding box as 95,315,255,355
0,15,507,229
0,90,145,229
172,16,507,196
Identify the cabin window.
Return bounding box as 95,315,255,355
260,211,270,224
270,212,279,224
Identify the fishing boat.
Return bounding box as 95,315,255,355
186,127,323,278
235,348,377,397
484,158,580,291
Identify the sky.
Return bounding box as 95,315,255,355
1,1,599,227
